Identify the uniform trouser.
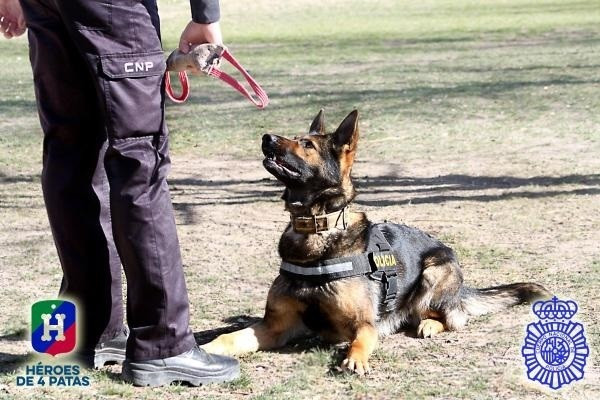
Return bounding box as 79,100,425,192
19,0,196,360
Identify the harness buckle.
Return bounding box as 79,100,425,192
369,270,386,282
313,215,328,233
369,268,398,313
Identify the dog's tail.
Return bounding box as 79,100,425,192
460,282,551,316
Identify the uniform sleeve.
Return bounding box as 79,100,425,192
190,0,220,24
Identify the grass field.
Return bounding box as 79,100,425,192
1,0,599,398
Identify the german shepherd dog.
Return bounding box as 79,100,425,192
202,110,551,374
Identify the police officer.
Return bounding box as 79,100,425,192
0,0,239,386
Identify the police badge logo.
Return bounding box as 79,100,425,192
31,300,77,356
521,296,589,389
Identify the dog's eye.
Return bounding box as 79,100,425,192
301,140,314,149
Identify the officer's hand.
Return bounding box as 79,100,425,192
0,0,27,39
178,21,223,54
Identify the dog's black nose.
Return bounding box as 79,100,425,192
262,134,277,146
262,134,279,155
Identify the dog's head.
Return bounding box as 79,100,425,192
262,110,359,212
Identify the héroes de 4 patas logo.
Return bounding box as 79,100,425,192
16,300,91,387
16,299,90,387
31,300,76,356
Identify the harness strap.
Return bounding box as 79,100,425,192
280,253,372,281
369,266,399,313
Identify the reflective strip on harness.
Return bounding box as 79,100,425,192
278,224,401,313
279,255,372,281
281,261,353,276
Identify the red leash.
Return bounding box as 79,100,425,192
165,48,269,109
164,71,189,104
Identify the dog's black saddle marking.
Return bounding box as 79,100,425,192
280,224,401,313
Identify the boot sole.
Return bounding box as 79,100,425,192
94,348,126,368
121,362,240,387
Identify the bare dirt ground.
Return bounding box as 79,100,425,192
1,150,598,399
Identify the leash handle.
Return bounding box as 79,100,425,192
165,70,189,103
208,50,269,109
164,46,269,109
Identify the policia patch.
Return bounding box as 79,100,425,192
371,252,398,269
280,225,401,313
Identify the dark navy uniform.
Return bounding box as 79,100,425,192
20,0,219,361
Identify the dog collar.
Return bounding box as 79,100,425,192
291,206,349,234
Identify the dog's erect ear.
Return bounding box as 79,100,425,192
333,110,359,151
308,109,325,135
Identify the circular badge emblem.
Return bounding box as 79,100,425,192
535,328,575,370
522,319,589,389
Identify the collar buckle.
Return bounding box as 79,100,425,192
291,206,349,234
313,214,328,233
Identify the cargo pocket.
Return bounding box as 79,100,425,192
98,51,167,141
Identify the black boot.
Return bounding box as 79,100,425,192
75,326,128,369
94,326,128,368
121,346,240,387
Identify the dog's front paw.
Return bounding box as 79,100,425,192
417,318,445,338
341,355,371,376
201,335,234,356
